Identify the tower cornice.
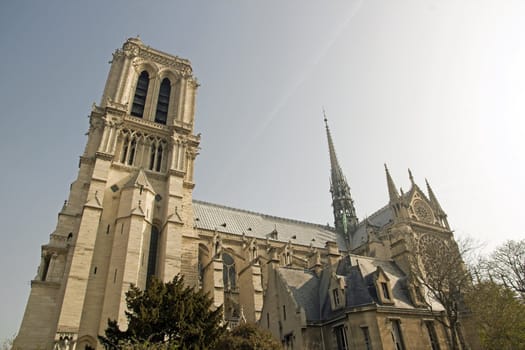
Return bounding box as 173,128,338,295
115,38,194,77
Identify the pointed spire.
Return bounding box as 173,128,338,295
384,164,399,201
408,168,415,186
425,178,444,213
324,108,343,184
323,110,358,240
425,178,449,229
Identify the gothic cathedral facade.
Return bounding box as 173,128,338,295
15,39,461,350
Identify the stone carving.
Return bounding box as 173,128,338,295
53,333,76,350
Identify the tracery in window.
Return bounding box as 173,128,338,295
222,252,236,291
148,142,164,172
131,71,149,118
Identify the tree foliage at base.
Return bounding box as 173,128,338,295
414,237,472,350
465,281,525,350
214,323,282,350
98,275,224,349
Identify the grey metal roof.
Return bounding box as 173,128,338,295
192,200,346,249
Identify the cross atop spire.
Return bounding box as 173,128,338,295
324,111,358,241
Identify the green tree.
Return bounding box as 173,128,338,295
481,239,525,298
413,236,473,350
465,281,525,350
213,323,281,350
99,275,224,349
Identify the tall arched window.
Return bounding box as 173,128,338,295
131,71,149,118
155,78,171,124
155,144,163,172
146,226,160,288
121,136,129,163
222,253,236,291
149,143,156,170
127,139,136,166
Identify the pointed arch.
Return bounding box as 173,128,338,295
149,142,156,170
131,71,149,118
121,135,129,163
128,138,136,165
222,252,236,291
155,78,171,124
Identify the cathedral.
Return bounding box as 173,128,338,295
15,39,459,350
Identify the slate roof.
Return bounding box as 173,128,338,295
277,268,321,321
349,255,413,309
350,204,394,249
276,254,443,324
192,200,347,250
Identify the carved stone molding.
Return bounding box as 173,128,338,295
122,39,193,76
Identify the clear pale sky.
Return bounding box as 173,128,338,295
1,0,524,341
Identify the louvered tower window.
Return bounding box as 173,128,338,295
131,71,149,118
155,78,170,124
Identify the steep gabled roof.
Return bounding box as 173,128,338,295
278,267,321,321
275,254,445,326
350,255,413,309
350,204,394,249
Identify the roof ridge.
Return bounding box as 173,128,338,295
348,253,394,263
193,199,335,231
355,203,391,228
279,266,316,273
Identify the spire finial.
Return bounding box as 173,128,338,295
385,163,400,201
324,115,358,242
408,168,415,185
426,178,443,212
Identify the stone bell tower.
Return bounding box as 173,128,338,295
14,38,201,350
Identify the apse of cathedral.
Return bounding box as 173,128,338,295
15,39,457,350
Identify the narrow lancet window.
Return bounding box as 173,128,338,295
121,137,129,163
155,78,170,124
127,139,136,166
131,71,149,118
149,144,156,170
146,226,160,288
155,145,163,172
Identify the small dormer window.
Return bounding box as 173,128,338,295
332,288,340,306
374,267,394,305
415,285,424,302
381,282,391,300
